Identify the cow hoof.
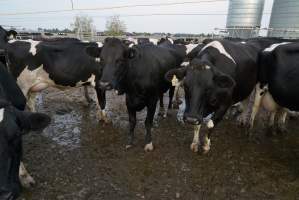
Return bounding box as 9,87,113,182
202,145,210,154
20,174,35,188
190,143,199,153
125,144,133,150
202,139,211,154
202,147,210,154
144,142,154,152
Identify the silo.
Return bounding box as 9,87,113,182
226,0,265,38
268,0,299,38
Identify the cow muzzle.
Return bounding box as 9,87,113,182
99,81,112,90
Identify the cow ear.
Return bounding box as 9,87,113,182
213,74,235,88
7,30,17,39
126,48,137,59
104,37,113,43
165,67,186,82
86,46,101,58
18,111,51,132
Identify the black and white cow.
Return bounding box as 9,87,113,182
0,62,50,200
85,37,185,151
157,38,187,115
249,41,299,134
126,37,158,47
165,39,281,153
0,26,108,122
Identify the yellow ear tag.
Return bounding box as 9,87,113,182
171,75,179,86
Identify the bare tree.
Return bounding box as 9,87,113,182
105,15,127,36
71,15,95,40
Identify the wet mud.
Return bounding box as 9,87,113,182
19,87,299,200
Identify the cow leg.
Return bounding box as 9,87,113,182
277,109,288,134
237,97,250,127
168,86,175,110
19,162,35,188
172,82,182,109
158,93,165,117
249,83,265,133
267,111,277,135
144,99,157,152
177,98,186,124
126,107,136,149
27,92,37,112
190,125,201,152
83,85,93,104
94,86,109,123
202,131,211,154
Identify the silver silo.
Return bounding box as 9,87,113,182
226,0,265,38
268,0,299,38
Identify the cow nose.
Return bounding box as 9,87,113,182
184,116,200,125
99,81,112,90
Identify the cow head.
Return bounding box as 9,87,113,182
0,103,50,200
86,37,136,91
166,58,235,125
0,26,17,45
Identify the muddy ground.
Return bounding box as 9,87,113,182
19,87,299,200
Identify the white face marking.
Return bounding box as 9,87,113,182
0,108,4,122
264,42,290,52
149,38,158,45
241,41,246,44
95,58,100,62
185,44,197,54
181,61,189,66
200,41,236,64
129,43,134,48
28,39,40,56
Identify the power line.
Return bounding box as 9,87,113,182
5,11,299,23
0,0,228,16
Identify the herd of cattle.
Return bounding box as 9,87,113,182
0,25,299,199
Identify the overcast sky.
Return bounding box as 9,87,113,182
0,0,273,33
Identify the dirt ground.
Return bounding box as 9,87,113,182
19,87,299,200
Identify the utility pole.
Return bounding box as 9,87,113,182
70,0,74,10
